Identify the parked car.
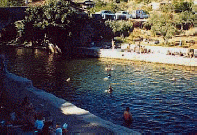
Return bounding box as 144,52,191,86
95,10,115,20
115,11,132,20
132,10,149,19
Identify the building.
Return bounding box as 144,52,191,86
148,0,172,10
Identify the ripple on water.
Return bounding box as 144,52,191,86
132,99,146,105
146,112,155,116
5,50,196,134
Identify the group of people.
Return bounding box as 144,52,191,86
105,65,133,126
105,65,113,93
9,96,68,134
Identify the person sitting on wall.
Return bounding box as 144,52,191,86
56,123,63,135
123,107,133,126
62,123,68,133
42,120,53,135
34,114,44,133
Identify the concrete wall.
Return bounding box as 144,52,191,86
1,69,140,134
2,71,33,106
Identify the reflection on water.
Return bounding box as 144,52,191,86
3,47,197,133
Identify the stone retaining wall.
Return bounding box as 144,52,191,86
1,70,140,134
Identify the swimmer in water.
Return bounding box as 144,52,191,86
108,84,113,93
124,107,133,126
108,74,111,78
105,84,113,93
170,77,176,81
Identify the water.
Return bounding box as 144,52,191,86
2,47,197,133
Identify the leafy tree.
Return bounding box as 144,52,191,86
90,1,123,13
0,24,17,42
107,2,120,13
89,0,106,13
0,0,8,7
15,0,113,55
174,11,194,30
133,0,151,4
105,20,133,37
160,3,173,13
15,0,78,52
148,12,176,44
173,1,193,12
0,0,24,7
133,0,143,3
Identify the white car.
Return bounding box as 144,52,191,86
132,10,149,19
95,10,115,20
115,11,132,20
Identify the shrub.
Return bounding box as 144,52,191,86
105,20,133,37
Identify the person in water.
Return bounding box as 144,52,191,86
108,84,113,93
124,107,133,126
108,74,111,78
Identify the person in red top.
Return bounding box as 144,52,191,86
124,107,133,126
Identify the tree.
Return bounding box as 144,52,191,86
105,20,133,37
133,0,151,4
0,0,8,7
15,0,78,52
174,11,194,31
160,3,173,13
173,1,193,13
0,0,24,7
0,24,17,42
90,1,124,14
148,12,176,44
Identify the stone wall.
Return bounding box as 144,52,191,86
1,68,140,134
2,71,33,107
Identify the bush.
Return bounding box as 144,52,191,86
0,0,24,7
90,1,127,14
105,20,133,37
173,1,193,12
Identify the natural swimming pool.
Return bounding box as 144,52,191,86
4,47,196,133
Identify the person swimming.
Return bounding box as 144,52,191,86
170,77,176,81
108,74,111,78
105,84,113,93
108,84,113,93
105,65,114,71
66,77,70,82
